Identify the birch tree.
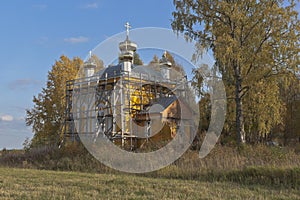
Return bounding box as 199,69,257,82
172,0,299,143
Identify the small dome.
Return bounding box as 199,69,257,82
159,51,172,67
118,22,137,64
84,51,96,69
119,38,137,52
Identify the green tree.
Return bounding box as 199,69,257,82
281,74,300,144
133,52,144,65
149,54,159,65
26,55,83,147
243,78,283,143
172,0,299,144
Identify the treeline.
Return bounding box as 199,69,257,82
173,0,300,145
198,76,300,145
25,55,299,149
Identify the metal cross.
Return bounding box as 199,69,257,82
125,22,131,38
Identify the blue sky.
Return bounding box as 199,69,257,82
0,0,175,149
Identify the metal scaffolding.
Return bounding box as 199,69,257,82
62,23,194,150
63,66,189,149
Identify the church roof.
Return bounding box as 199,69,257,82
150,96,178,110
138,96,178,115
95,64,164,81
97,64,122,79
132,65,164,80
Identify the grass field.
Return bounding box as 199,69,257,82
0,167,300,200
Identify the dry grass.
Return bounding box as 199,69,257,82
173,145,300,172
2,144,300,172
0,167,300,200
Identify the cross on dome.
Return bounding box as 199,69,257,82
125,22,131,39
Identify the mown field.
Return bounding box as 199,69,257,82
0,167,300,200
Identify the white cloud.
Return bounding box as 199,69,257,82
0,115,14,122
84,3,98,9
0,116,32,149
16,116,25,121
36,36,49,45
64,36,89,44
32,4,48,10
8,79,42,90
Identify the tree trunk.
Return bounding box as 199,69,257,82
234,63,246,144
